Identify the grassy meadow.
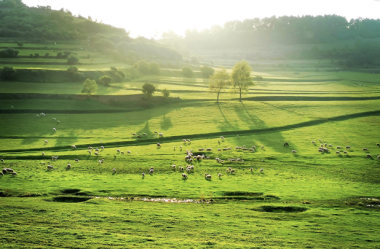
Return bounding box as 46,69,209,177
0,42,380,248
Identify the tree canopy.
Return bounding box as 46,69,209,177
231,61,253,101
209,68,230,103
142,83,156,98
81,78,97,96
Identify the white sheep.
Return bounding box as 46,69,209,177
98,160,102,164
336,151,341,155
100,146,105,149
127,151,131,154
344,151,348,154
42,152,45,156
204,173,212,180
53,128,56,132
75,159,79,162
182,173,188,179
67,164,71,169
159,133,164,137
336,146,342,149
363,148,368,151
260,168,264,173
117,149,120,153
112,168,116,173
218,173,222,178
142,172,145,177
95,152,99,156
292,150,297,153
47,165,54,170
44,140,48,144
71,145,77,149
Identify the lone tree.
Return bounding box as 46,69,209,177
99,75,112,86
231,60,253,101
142,83,156,98
17,42,23,48
81,78,98,96
161,88,170,99
209,68,230,103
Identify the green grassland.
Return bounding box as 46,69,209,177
1,42,380,248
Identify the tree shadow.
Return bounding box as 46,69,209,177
215,102,235,132
160,115,173,130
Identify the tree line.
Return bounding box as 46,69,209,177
184,15,380,49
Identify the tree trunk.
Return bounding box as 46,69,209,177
217,91,220,103
239,88,242,102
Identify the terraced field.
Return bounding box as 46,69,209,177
1,42,380,248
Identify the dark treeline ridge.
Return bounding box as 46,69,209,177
0,0,182,62
184,15,380,48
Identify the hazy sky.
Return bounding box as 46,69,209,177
23,0,380,38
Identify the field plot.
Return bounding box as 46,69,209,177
1,50,380,247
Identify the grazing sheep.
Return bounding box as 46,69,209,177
237,135,240,138
67,164,71,169
180,146,182,151
112,168,116,173
75,159,79,162
204,173,212,180
143,133,147,136
320,144,324,147
344,151,348,154
137,135,141,139
363,148,368,151
183,139,187,142
324,143,327,147
71,145,77,149
154,131,158,133
114,155,117,159
249,148,255,152
142,172,145,177
260,168,264,173
95,152,99,156
377,143,380,147
218,173,222,178
36,114,40,117
95,148,99,152
230,169,236,173
52,118,56,120
98,160,102,164
117,149,120,153
100,146,105,149
206,148,212,151
328,144,333,147
149,169,154,174
159,133,164,137
336,151,341,155
186,139,191,143
88,146,93,150
0,159,3,162
173,146,176,150
157,143,161,147
284,142,289,146
312,141,315,144
367,154,373,158
182,173,188,179
336,146,342,149
47,165,54,170
11,172,17,176
292,150,297,153
171,165,176,169
0,172,3,176
88,150,92,155
57,120,60,124
346,146,351,149
261,146,265,149
44,140,48,144
250,167,253,172
121,151,124,154
127,151,131,154
323,148,330,153
132,133,136,136
53,128,56,132
377,155,380,159
220,136,225,140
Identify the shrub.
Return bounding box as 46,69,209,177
1,66,17,80
200,66,214,78
99,75,112,86
0,48,19,58
161,88,170,99
182,67,194,77
134,60,150,75
67,54,79,65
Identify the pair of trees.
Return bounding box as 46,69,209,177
209,60,253,102
142,83,170,99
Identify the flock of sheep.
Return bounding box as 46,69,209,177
1,114,380,181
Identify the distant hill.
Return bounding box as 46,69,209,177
0,0,182,62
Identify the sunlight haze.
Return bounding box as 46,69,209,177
22,0,380,38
